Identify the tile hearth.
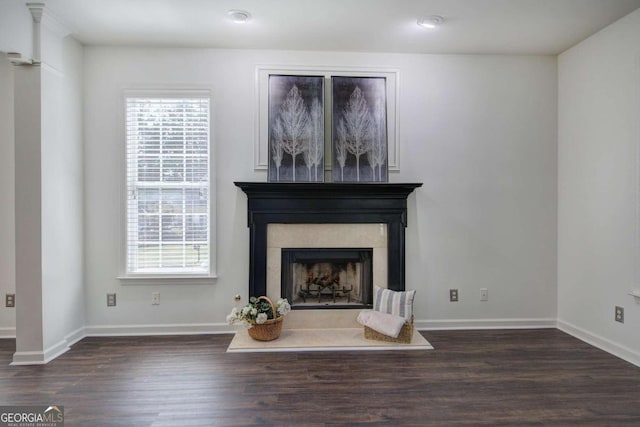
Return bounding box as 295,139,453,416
226,310,433,352
227,328,433,353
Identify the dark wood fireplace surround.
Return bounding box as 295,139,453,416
235,182,422,297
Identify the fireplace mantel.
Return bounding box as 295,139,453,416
235,182,422,297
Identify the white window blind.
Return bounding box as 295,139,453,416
125,96,210,275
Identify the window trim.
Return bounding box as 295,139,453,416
118,88,217,284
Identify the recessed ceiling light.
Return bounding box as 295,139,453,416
417,15,444,30
228,9,251,24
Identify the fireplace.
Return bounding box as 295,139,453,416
282,248,373,309
235,182,422,298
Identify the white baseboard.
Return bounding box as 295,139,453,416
557,319,640,368
0,327,16,339
85,319,557,336
83,322,232,337
11,350,49,365
64,326,85,347
12,342,69,365
415,318,557,330
11,326,90,365
42,339,71,364
9,323,232,364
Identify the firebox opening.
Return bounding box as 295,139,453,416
281,248,373,310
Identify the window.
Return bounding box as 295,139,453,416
124,93,212,277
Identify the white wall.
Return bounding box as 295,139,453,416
401,55,558,327
0,0,32,59
83,48,558,332
40,34,85,353
0,55,16,336
558,9,640,365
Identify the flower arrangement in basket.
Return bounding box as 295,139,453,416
227,296,291,341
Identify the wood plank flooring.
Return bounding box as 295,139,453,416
0,329,639,426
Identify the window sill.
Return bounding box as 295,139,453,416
117,274,217,286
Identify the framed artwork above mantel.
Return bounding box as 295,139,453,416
255,65,400,174
268,75,324,182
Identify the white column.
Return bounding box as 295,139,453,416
26,3,43,64
0,56,17,337
12,2,84,365
12,64,45,364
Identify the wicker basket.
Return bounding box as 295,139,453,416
247,296,284,341
364,316,414,344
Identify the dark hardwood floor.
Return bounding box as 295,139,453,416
0,329,639,426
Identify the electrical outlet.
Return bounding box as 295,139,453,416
449,289,459,302
615,306,624,323
6,294,15,308
480,288,489,301
152,292,160,305
107,293,116,307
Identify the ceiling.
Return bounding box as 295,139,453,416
43,0,640,55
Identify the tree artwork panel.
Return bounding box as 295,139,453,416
332,76,388,182
269,75,324,182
